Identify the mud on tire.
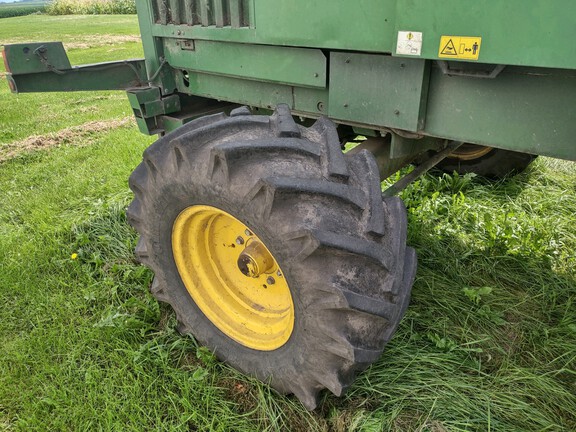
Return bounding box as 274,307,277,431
127,105,416,409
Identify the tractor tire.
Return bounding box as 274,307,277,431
435,143,536,179
127,105,416,410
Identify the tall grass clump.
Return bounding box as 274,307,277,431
47,0,136,15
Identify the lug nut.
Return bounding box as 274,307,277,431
266,276,276,285
276,270,282,277
235,236,244,245
244,229,252,236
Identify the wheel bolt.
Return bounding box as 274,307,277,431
276,270,282,277
266,276,275,285
245,229,252,236
236,236,244,245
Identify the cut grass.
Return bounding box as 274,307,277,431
1,13,575,432
0,117,134,162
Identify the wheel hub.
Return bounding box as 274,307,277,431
171,205,294,351
237,240,274,278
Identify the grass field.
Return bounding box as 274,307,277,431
1,14,575,432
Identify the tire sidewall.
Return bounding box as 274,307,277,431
147,179,312,389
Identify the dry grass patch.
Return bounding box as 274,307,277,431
64,34,141,49
1,34,140,50
0,117,134,162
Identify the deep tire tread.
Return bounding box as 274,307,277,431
315,322,383,364
307,229,394,272
128,105,415,410
307,116,349,180
347,150,389,236
254,176,366,213
340,289,397,321
273,104,302,138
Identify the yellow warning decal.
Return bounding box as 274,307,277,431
438,36,482,60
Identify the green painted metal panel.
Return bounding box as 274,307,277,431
137,0,177,94
163,40,326,88
147,0,576,70
179,72,293,109
149,1,395,52
252,1,396,52
423,66,576,161
292,87,327,118
5,0,575,161
3,43,71,75
393,0,576,69
7,62,147,93
168,56,575,160
175,71,327,117
329,53,429,132
136,0,160,78
5,43,147,93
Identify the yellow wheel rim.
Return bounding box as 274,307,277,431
172,205,294,351
449,144,493,161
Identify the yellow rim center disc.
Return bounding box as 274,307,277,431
172,205,294,351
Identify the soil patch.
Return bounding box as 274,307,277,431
64,34,141,49
0,117,134,162
1,34,140,51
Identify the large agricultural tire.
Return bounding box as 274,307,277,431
127,105,416,409
435,143,537,179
